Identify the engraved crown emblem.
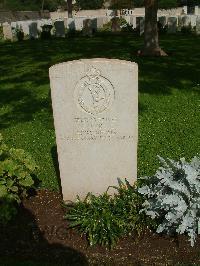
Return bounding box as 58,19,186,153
74,66,115,116
86,67,101,80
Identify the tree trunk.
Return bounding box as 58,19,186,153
138,0,167,56
67,0,73,18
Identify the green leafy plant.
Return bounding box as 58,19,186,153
65,192,124,247
102,17,128,32
65,179,155,248
0,133,38,224
138,156,200,246
112,179,156,234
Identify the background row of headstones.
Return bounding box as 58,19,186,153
2,14,200,40
2,17,103,40
133,15,200,35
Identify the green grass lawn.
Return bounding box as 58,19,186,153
0,33,199,191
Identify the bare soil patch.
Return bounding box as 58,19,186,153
0,190,200,265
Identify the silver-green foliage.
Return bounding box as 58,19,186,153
0,133,38,224
138,156,200,246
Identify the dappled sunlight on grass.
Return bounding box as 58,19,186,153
0,33,199,189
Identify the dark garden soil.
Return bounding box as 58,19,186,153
0,190,200,266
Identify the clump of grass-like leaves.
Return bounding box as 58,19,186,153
65,179,155,248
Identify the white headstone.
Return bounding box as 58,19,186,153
195,6,199,15
11,21,29,36
167,17,177,33
63,18,68,28
130,16,136,29
49,59,138,201
3,22,13,40
182,15,191,27
20,21,29,35
74,17,85,30
183,6,188,15
196,16,200,35
190,15,197,28
178,16,182,29
97,17,104,29
54,20,65,37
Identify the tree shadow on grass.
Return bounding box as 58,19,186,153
137,56,200,96
0,199,88,266
131,34,200,96
0,33,199,131
0,84,53,130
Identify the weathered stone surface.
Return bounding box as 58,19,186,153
49,59,138,201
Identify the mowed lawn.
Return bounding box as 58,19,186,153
0,33,199,191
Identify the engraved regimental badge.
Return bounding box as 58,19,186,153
74,67,115,116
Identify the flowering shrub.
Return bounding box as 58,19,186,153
138,156,200,246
